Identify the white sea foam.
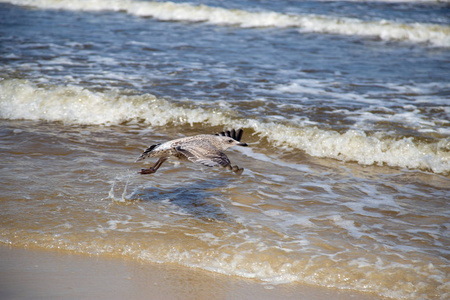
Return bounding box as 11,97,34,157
238,147,312,173
247,121,450,174
0,79,229,126
328,0,449,3
3,0,449,46
276,79,450,134
328,214,366,239
319,0,448,3
277,79,450,106
1,79,448,174
276,78,372,104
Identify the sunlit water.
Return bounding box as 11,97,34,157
1,0,449,299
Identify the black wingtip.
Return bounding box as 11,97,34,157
215,128,244,141
235,129,243,142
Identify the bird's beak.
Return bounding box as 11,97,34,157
237,142,248,147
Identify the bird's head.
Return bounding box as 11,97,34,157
214,135,248,150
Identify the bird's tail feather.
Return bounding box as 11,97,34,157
135,143,161,162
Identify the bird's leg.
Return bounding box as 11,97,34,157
139,157,168,174
224,164,244,175
232,165,244,175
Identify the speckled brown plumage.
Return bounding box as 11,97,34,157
136,129,247,175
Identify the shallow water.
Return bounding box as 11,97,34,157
1,0,449,299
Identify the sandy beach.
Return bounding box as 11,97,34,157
0,245,381,300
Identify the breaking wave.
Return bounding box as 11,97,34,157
1,79,449,174
2,0,450,46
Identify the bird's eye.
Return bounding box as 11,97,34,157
228,139,233,143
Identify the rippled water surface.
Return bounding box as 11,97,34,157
1,0,449,299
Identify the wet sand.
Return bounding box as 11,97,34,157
0,245,382,300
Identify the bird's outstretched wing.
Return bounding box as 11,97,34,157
215,129,243,141
175,145,230,167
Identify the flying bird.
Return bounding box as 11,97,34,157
136,129,248,175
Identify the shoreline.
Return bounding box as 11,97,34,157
0,244,382,300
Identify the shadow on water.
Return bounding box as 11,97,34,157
129,177,235,222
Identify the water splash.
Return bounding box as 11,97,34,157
108,170,134,203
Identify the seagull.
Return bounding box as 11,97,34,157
136,129,248,175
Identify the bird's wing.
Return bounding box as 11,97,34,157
174,144,230,167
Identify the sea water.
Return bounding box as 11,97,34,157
0,0,449,299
